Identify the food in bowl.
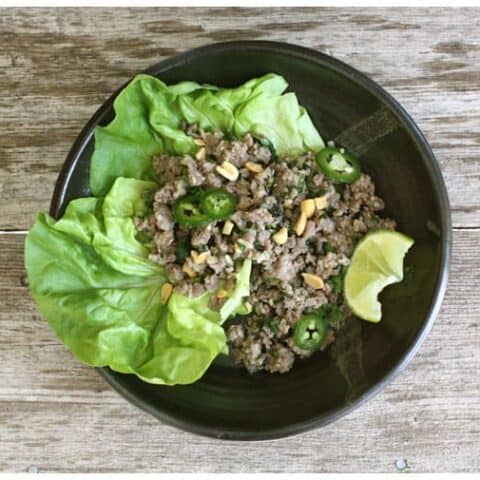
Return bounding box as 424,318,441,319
25,73,413,384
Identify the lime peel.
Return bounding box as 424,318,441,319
344,230,414,323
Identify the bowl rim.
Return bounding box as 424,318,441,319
50,40,452,441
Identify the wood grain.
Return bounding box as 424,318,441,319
0,230,479,473
0,7,479,473
0,8,479,229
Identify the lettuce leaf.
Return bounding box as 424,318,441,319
25,178,251,385
220,258,252,320
91,73,324,195
27,73,322,385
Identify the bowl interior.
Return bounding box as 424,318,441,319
53,42,449,440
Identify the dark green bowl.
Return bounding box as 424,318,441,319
51,41,451,440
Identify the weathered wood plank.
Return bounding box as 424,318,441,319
1,7,479,474
0,230,478,472
0,8,479,229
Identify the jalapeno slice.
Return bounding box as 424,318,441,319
293,314,328,351
315,147,361,183
173,191,210,228
174,187,236,227
201,188,237,220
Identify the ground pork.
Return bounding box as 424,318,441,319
137,125,396,374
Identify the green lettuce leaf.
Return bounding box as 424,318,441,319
25,178,251,385
27,73,322,385
91,73,324,195
220,258,252,320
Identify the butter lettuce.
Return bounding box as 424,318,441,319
27,73,322,385
25,178,250,385
91,73,324,195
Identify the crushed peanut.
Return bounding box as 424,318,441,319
245,161,264,174
216,290,228,299
301,199,316,218
182,263,196,278
272,226,288,245
216,161,239,181
222,220,234,235
194,138,205,146
314,195,329,210
294,212,307,236
191,250,209,264
302,273,325,290
195,147,206,161
160,283,174,304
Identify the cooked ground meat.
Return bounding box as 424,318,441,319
137,125,396,374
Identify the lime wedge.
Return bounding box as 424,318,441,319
344,230,414,322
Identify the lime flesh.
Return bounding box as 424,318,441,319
344,230,414,322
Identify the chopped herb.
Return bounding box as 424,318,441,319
269,348,280,359
181,165,190,183
306,176,319,195
236,241,247,252
325,206,335,216
329,268,345,295
254,241,265,252
224,132,236,142
306,238,317,251
316,303,344,327
369,214,381,229
135,230,153,244
174,236,190,264
324,242,336,254
258,136,278,161
268,202,284,223
264,176,274,194
265,278,280,287
141,188,157,210
262,317,281,333
294,173,306,193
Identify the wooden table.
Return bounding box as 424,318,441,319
1,8,479,473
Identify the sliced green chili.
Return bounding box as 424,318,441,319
293,314,328,351
200,188,237,220
315,147,361,183
174,187,237,227
173,191,210,228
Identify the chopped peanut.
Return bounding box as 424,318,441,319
245,161,264,173
301,199,316,218
294,212,308,236
195,147,206,161
191,250,209,264
216,161,239,181
194,138,205,146
314,195,329,210
302,273,325,290
272,226,288,245
182,263,196,278
160,283,174,304
222,220,234,235
216,290,228,299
